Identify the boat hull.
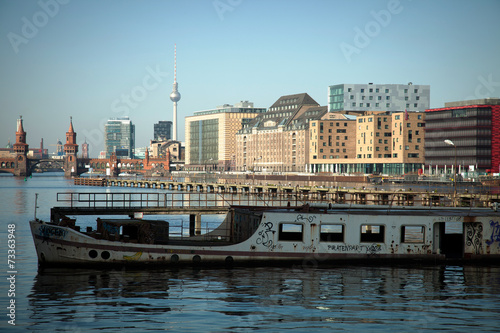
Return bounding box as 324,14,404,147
30,206,500,267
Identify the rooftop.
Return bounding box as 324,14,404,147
444,98,500,108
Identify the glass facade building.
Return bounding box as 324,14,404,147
425,99,500,172
104,117,135,158
189,118,219,164
154,121,172,141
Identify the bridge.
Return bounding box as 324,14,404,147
1,116,171,177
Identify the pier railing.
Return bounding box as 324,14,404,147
55,192,306,209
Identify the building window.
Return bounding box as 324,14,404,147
385,89,389,93
361,88,365,93
414,89,418,93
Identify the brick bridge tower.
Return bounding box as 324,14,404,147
13,116,29,177
64,117,79,177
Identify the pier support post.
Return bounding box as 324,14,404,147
189,213,202,236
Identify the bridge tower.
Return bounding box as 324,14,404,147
64,117,79,177
13,116,29,177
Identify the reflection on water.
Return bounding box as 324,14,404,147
27,265,500,332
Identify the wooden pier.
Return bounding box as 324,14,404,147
73,177,500,208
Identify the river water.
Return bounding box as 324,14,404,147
1,173,500,332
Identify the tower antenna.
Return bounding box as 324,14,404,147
170,44,181,141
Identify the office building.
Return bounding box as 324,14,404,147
425,98,500,173
185,101,265,171
154,121,172,141
328,83,430,113
104,117,135,158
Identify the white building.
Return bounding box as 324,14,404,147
328,83,430,113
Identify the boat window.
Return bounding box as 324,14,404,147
279,223,303,241
320,224,344,242
401,226,425,243
360,224,385,243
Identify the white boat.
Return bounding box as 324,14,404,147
30,201,500,267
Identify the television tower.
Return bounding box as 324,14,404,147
169,44,181,141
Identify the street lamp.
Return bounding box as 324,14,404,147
204,158,213,183
444,139,457,206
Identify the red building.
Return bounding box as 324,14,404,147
425,98,500,173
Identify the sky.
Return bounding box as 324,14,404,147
1,0,500,156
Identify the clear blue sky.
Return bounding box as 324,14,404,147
1,0,499,156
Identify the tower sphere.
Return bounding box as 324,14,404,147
170,90,181,102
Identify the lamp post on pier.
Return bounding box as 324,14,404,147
444,139,457,206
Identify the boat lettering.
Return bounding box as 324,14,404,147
295,214,316,224
39,225,67,239
436,216,461,222
328,244,381,253
256,222,274,249
486,220,500,247
302,244,315,251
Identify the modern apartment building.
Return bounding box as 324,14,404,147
185,101,266,171
104,117,135,158
328,83,430,113
308,112,357,173
425,98,500,173
355,111,425,174
307,111,425,174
